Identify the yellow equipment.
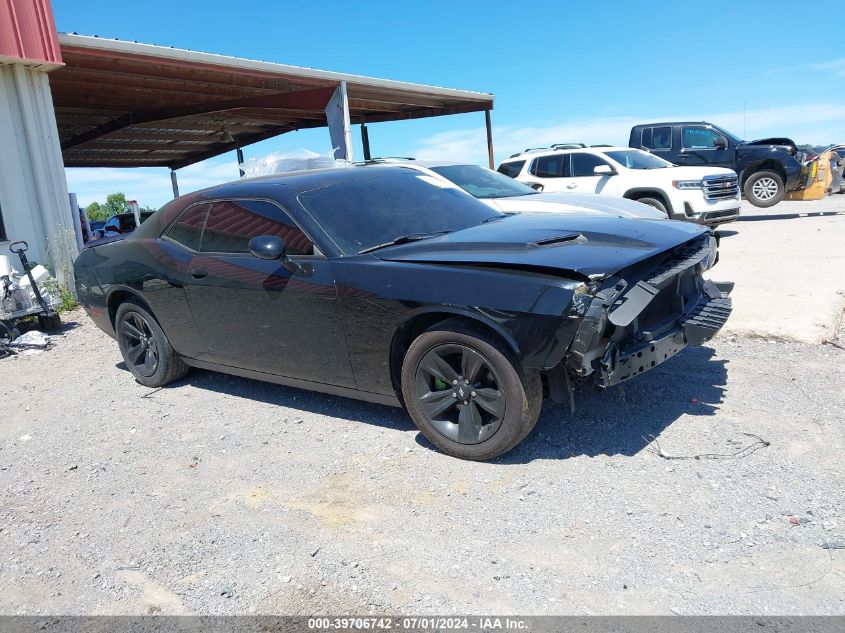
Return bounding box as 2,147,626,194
785,150,835,201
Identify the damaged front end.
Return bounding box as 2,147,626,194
560,234,732,390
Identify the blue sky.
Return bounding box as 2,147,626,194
54,0,845,208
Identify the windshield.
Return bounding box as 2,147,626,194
429,164,537,198
603,150,673,169
713,126,742,143
298,171,504,255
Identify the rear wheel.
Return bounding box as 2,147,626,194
744,170,784,207
401,320,542,461
115,300,188,387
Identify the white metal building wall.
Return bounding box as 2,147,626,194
0,62,76,287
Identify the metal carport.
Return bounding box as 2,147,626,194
52,33,496,185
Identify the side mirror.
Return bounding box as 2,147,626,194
249,235,286,260
593,164,615,176
713,137,727,149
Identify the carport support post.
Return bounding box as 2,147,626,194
361,121,371,161
485,109,495,169
170,169,179,198
236,147,245,177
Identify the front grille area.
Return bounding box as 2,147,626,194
702,174,739,200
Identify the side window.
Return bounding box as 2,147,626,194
201,199,314,256
497,161,525,178
682,126,723,150
643,126,671,150
530,154,570,178
164,203,211,251
570,153,610,177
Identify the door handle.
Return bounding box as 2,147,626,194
190,267,208,279
566,184,577,189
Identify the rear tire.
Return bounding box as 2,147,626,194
401,319,542,461
636,196,668,215
115,299,188,387
744,170,784,207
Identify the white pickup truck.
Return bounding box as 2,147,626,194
497,145,741,225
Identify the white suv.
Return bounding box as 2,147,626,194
497,146,741,225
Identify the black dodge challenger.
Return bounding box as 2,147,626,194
74,165,732,460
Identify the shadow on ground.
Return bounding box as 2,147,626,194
739,210,844,222
116,344,728,462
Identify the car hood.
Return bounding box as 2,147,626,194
375,213,709,279
739,137,797,155
660,165,737,179
486,192,666,219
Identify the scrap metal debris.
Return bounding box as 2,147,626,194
644,432,770,460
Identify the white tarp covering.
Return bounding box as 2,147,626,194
238,149,351,178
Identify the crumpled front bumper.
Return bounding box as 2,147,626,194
598,280,732,387
564,236,733,388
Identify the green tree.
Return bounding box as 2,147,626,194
100,192,131,218
85,193,155,222
84,201,107,222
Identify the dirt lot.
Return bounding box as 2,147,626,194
1,199,844,616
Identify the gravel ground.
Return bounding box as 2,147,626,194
1,308,843,616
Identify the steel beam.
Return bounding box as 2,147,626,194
485,109,495,170
170,170,179,198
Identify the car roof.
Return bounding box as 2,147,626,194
196,163,426,196
633,121,710,127
500,146,634,162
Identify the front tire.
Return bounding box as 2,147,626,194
636,196,668,215
115,300,188,387
401,320,542,461
744,170,784,207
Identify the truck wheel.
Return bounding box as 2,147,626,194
401,319,542,461
744,170,784,207
115,299,188,387
636,197,668,215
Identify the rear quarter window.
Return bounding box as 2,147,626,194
163,203,211,251
497,161,525,178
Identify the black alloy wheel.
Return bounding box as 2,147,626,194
119,311,160,377
114,299,188,387
414,343,506,445
401,319,543,461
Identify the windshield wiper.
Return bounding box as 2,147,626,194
358,231,451,254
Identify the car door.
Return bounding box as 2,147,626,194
183,198,355,388
567,152,619,195
524,153,570,191
676,125,732,168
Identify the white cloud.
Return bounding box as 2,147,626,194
768,57,845,78
414,103,845,165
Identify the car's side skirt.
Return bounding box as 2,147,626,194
182,358,403,408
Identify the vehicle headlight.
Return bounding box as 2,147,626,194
672,179,703,190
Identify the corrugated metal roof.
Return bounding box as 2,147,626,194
52,34,494,169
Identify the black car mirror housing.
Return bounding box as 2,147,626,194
249,235,305,275
249,235,286,260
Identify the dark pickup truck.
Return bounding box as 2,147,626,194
630,122,805,207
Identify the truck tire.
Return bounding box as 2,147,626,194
636,197,668,215
744,170,784,207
